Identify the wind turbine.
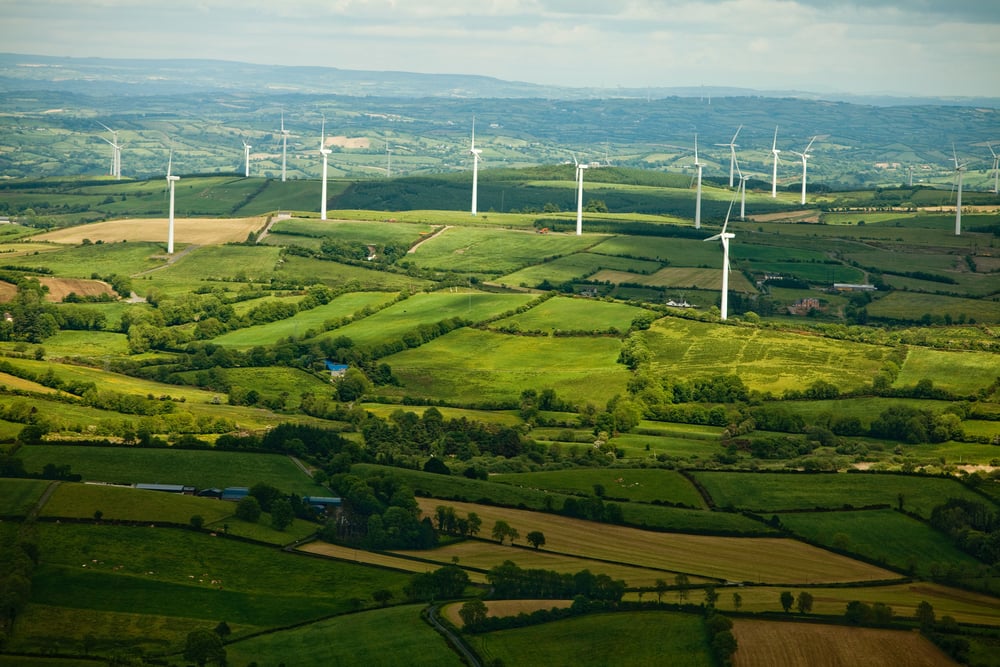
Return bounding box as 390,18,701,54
770,126,781,198
692,134,704,229
98,123,121,180
704,194,737,321
386,140,392,179
736,158,749,221
469,117,482,216
715,125,742,188
319,116,331,221
573,154,589,236
989,144,999,195
242,138,252,178
952,145,966,236
166,149,180,255
278,111,290,182
791,136,817,206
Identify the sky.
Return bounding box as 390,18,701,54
2,0,999,97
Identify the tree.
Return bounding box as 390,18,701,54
183,629,226,667
526,531,546,550
213,621,231,639
459,599,488,628
270,497,294,531
190,515,204,530
467,512,482,537
372,589,394,607
704,586,719,609
916,601,935,630
235,496,261,523
655,579,667,604
675,573,690,602
492,520,514,544
780,591,794,613
732,592,742,611
796,591,813,614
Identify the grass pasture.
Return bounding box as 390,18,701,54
212,291,398,347
297,541,488,582
19,445,326,494
275,254,433,291
491,468,706,508
870,291,1000,324
267,217,436,248
490,295,654,334
225,604,465,667
644,317,891,394
776,509,982,575
378,327,629,407
692,471,993,519
0,240,167,277
313,291,536,346
414,498,898,584
0,478,50,516
897,346,1000,394
497,251,662,288
731,619,956,667
404,226,601,275
479,611,713,667
590,266,758,294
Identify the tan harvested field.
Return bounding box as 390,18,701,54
33,217,266,246
0,371,65,394
393,539,714,588
442,599,573,627
326,135,371,149
415,499,898,585
39,277,115,301
295,541,488,583
0,281,15,301
641,582,1000,626
731,619,957,667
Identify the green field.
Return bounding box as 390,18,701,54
313,291,536,347
18,445,327,494
692,471,994,518
897,347,1000,394
642,317,890,394
226,604,464,667
0,478,50,516
0,241,166,277
869,291,1000,324
497,251,663,288
776,509,983,575
377,327,629,407
478,610,713,667
267,217,437,247
491,468,707,508
491,295,653,333
11,523,410,655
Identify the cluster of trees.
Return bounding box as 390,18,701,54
0,523,37,646
486,560,626,601
844,600,895,627
320,471,436,550
432,505,482,538
360,407,530,461
779,590,814,614
930,498,1000,565
232,483,299,531
404,565,469,601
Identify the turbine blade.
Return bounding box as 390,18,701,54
772,125,778,151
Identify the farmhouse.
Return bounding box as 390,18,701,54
788,297,822,315
303,496,342,515
833,283,877,292
325,360,349,378
221,487,250,502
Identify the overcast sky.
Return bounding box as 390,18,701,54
3,0,999,96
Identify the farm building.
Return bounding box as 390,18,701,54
134,483,196,495
221,487,250,502
325,360,349,378
303,496,342,514
833,283,877,292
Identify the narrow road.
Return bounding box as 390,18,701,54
427,604,482,667
26,480,61,520
131,244,200,276
408,225,451,254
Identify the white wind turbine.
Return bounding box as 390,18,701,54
386,140,392,179
704,194,737,321
278,111,290,182
99,123,122,180
770,126,781,198
242,138,252,178
716,125,742,187
952,145,966,236
469,117,482,216
693,134,704,230
791,136,817,206
166,149,180,255
574,154,589,236
736,158,749,221
319,116,331,221
989,144,999,195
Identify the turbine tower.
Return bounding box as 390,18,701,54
770,126,781,198
242,138,252,178
166,150,180,255
736,159,749,221
469,117,482,216
386,141,392,179
791,136,817,206
715,125,742,188
279,111,290,182
693,134,704,230
99,123,122,180
989,144,999,195
704,196,737,321
319,116,331,221
952,146,966,236
574,154,589,236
